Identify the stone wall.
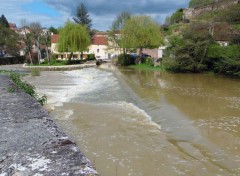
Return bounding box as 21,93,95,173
184,0,240,19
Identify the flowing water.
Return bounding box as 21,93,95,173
25,64,240,176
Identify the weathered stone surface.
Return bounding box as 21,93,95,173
0,75,99,176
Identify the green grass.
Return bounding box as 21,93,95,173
129,63,165,71
232,24,240,30
0,70,10,75
31,61,67,66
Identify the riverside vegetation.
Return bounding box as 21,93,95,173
115,0,240,78
9,72,47,105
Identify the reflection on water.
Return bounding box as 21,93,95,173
25,65,240,176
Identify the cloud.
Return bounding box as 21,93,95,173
43,0,189,30
1,0,190,30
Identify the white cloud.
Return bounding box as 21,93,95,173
1,0,190,30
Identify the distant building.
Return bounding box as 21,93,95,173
51,32,119,60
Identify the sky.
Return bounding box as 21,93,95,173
0,0,190,31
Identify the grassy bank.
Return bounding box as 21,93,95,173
129,63,164,71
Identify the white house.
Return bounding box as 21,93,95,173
51,32,118,60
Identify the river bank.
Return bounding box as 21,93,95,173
0,74,98,176
23,64,240,176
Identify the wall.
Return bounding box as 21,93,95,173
184,0,239,19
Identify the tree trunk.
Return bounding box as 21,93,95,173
80,52,83,60
28,51,33,65
45,39,50,65
139,47,143,64
68,52,73,63
36,36,41,65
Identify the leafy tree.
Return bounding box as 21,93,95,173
122,15,164,56
164,23,214,73
0,25,20,56
108,11,131,53
166,9,184,25
0,14,9,28
73,2,93,36
49,26,59,34
58,22,91,61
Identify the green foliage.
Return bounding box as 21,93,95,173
189,0,212,8
108,11,131,53
166,9,184,25
207,45,240,59
216,4,240,24
58,22,91,55
0,25,20,56
31,68,41,76
129,63,163,71
122,15,164,51
73,2,92,36
118,54,135,66
0,14,9,28
88,54,96,60
145,57,154,66
165,23,213,73
9,72,47,105
49,26,59,34
7,86,16,93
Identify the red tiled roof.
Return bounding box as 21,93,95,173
51,34,59,43
92,36,108,45
51,34,108,45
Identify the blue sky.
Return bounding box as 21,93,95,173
0,0,190,30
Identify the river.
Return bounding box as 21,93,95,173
25,64,240,176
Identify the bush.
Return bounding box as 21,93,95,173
10,72,47,105
118,54,136,66
31,68,41,76
88,54,96,60
145,57,154,66
66,60,83,65
207,45,240,60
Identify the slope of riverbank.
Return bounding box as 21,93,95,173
0,75,98,176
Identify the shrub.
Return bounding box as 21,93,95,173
207,45,240,60
88,54,96,60
31,68,41,76
145,57,154,66
10,72,47,105
66,60,83,65
118,54,136,66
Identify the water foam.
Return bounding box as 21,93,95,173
99,101,162,130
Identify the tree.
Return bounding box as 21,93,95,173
165,9,184,25
108,11,131,54
30,22,43,64
20,19,34,64
57,22,91,61
164,23,214,73
122,15,164,56
0,25,20,56
73,2,93,36
49,26,59,34
0,14,9,28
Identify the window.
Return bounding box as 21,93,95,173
97,49,99,53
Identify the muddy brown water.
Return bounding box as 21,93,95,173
25,64,240,176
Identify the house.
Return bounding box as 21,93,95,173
51,32,118,60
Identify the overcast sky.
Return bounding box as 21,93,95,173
1,0,190,31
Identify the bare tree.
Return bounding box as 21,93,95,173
30,22,42,64
20,19,33,64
